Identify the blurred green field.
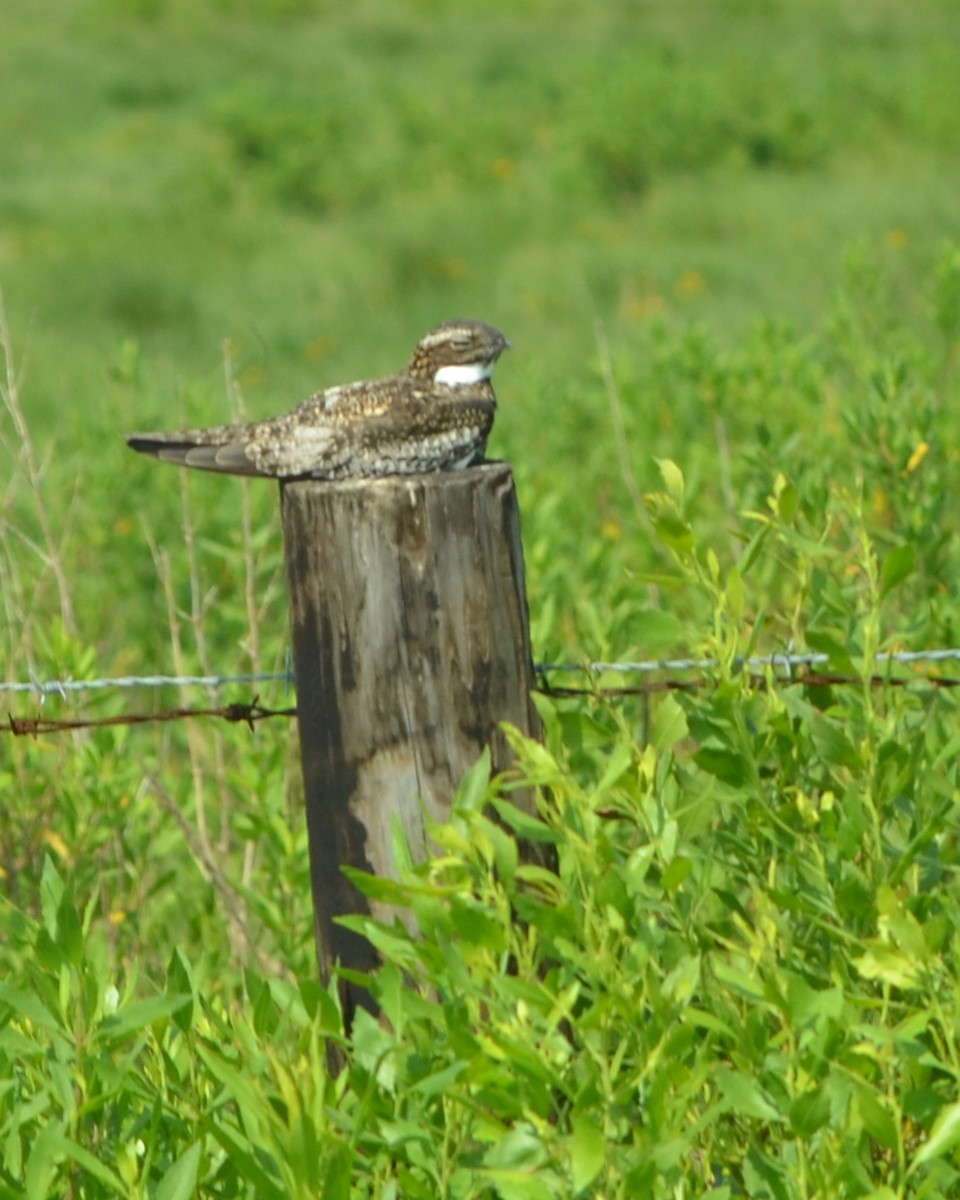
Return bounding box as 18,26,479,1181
3,0,959,412
2,0,960,665
3,1,960,1195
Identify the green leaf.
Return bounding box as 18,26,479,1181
341,868,411,905
855,1085,899,1150
55,889,83,967
322,1146,353,1200
776,482,800,523
205,1121,287,1200
167,948,195,1034
783,974,844,1026
156,1141,202,1200
656,457,685,505
56,1134,128,1193
654,511,695,556
881,543,915,596
652,694,688,753
40,856,65,937
411,1061,469,1098
663,953,701,1003
631,606,685,652
661,855,693,892
745,1146,791,1200
789,1085,831,1136
480,1171,555,1200
455,748,492,814
810,714,861,770
853,943,921,990
0,982,62,1034
489,798,557,844
596,742,633,793
804,630,857,675
714,1066,784,1122
450,900,506,950
22,1123,128,1197
709,956,765,1001
570,1110,605,1193
726,565,745,620
739,520,771,575
910,1099,960,1170
98,994,193,1039
484,1129,549,1170
350,1006,395,1075
680,1006,737,1040
24,1124,62,1199
693,745,753,787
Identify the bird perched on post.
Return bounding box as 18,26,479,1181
126,319,510,480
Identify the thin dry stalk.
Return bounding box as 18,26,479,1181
0,524,42,673
595,319,648,525
713,414,741,560
220,341,290,685
595,320,667,604
0,544,24,670
223,343,258,871
0,286,76,636
178,469,237,863
145,526,213,852
141,769,288,978
222,339,261,673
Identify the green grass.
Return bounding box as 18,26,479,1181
3,0,960,1195
2,0,959,414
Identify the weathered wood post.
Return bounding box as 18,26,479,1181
280,461,540,1005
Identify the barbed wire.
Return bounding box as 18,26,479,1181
3,647,960,736
538,647,960,675
0,669,296,699
5,700,296,736
3,646,960,700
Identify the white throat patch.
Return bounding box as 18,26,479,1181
434,361,492,386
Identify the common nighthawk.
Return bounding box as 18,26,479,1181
126,319,509,480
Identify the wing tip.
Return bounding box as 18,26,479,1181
126,434,165,456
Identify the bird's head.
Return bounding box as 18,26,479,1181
408,319,511,385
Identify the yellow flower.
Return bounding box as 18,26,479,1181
623,293,666,320
601,519,622,540
676,269,706,297
306,336,337,362
904,441,929,473
42,829,72,863
437,257,469,281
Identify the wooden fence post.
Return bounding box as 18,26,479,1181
280,462,540,1005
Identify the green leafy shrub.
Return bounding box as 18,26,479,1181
3,154,960,1193
6,632,960,1198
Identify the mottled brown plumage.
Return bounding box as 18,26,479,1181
127,319,510,480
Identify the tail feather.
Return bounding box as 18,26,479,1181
126,433,265,476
